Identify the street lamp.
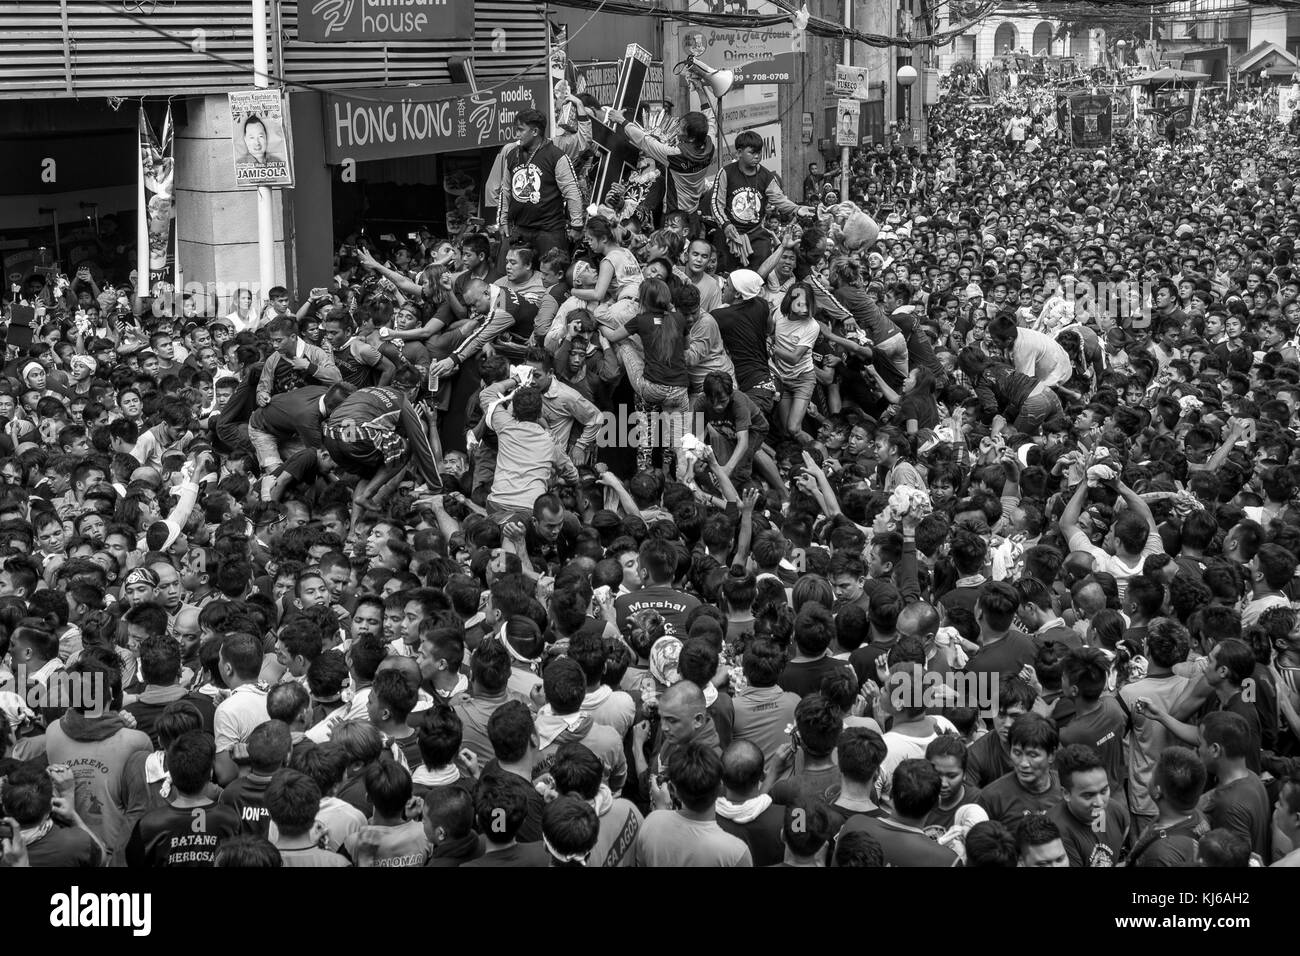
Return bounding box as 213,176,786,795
897,63,918,138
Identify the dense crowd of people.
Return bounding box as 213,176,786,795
2,66,1300,870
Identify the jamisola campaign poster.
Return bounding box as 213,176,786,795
229,89,295,188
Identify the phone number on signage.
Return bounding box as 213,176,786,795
739,73,792,82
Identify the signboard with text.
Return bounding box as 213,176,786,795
322,79,549,164
230,89,294,187
298,0,474,42
679,23,797,85
573,60,665,111
834,65,872,98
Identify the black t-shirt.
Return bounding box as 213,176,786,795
478,763,544,843
962,633,1038,681
838,815,958,867
923,784,982,836
525,512,582,572
712,298,773,391
1050,798,1131,867
897,390,939,430
23,824,102,867
124,800,242,867
1130,813,1208,867
216,772,274,838
964,732,1011,788
461,841,550,867
276,447,324,486
124,691,216,748
692,389,769,442
976,770,1064,827
777,656,855,698
1201,773,1271,861
1219,687,1267,774
632,309,689,388
891,310,945,379
1058,697,1129,788
717,802,785,867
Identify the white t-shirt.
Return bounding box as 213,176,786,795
213,683,270,752
1066,528,1164,602
1011,327,1072,387
226,310,257,334
770,314,819,379
875,715,959,804
1243,593,1290,627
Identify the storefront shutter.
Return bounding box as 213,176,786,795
0,1,546,99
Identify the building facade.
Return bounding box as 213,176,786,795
934,15,1104,73
0,1,548,298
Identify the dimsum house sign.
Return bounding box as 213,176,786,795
323,81,549,163
299,0,475,42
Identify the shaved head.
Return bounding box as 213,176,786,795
1063,550,1096,585
1072,581,1106,616
658,679,707,746
660,679,705,712
130,466,164,489
377,654,422,694
174,606,200,632
897,602,940,641
721,740,765,794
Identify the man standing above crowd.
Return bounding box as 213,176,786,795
497,109,585,260
711,130,811,271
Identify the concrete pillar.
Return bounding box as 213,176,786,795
287,91,335,296
174,93,287,307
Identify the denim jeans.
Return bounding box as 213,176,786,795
1013,387,1063,435
616,340,690,470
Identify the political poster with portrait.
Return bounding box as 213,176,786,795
835,99,860,147
229,89,295,188
138,104,178,294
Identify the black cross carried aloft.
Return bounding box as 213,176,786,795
588,43,652,209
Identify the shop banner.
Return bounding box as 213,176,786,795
298,0,474,42
137,104,177,295
1069,93,1112,150
679,7,797,86
323,79,548,164
230,89,295,188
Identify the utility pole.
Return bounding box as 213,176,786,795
841,0,851,201
252,0,275,302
